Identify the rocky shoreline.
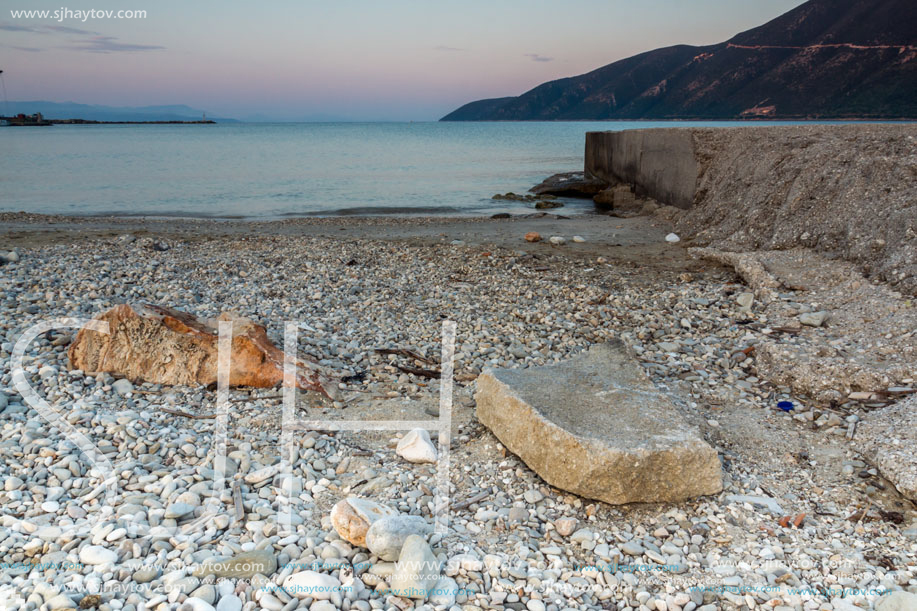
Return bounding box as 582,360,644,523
0,215,915,611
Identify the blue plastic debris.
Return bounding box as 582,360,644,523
777,401,794,412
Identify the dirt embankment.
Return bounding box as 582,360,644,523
675,124,917,295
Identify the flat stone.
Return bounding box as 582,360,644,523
282,571,341,600
474,341,722,504
79,545,118,565
799,311,828,327
365,514,433,561
876,592,917,611
736,292,754,310
164,502,195,519
192,549,278,579
133,567,161,583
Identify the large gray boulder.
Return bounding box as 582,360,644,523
475,341,722,504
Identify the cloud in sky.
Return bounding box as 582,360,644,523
0,21,159,53
524,53,553,62
0,22,98,35
47,25,99,35
0,23,37,32
66,36,165,53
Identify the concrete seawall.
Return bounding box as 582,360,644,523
585,125,917,295
585,129,697,210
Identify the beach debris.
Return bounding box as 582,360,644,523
549,236,566,245
524,231,542,242
665,232,681,243
68,304,338,398
777,513,806,528
777,401,794,412
725,494,785,515
799,311,828,327
366,514,433,561
376,347,434,364
330,497,397,547
572,235,586,243
396,428,438,464
391,535,442,600
475,341,722,504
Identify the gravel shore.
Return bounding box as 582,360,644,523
0,214,914,611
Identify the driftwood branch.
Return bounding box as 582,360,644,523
376,347,435,365
161,407,217,420
393,364,441,379
452,490,490,510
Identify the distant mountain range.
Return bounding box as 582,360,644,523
442,0,917,121
3,101,238,122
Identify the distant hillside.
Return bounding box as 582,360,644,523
4,101,237,122
442,0,917,121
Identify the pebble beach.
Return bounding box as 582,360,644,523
0,214,915,611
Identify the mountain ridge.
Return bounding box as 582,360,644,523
441,0,917,121
2,101,238,122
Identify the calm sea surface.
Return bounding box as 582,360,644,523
0,120,844,219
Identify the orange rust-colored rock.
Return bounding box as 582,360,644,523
68,304,336,397
524,232,541,243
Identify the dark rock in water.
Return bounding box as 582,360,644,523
490,213,512,219
530,172,608,198
534,200,564,210
492,192,535,202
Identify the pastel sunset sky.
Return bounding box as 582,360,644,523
0,0,805,120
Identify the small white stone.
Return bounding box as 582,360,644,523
181,598,216,611
665,233,680,243
396,429,437,464
79,545,118,565
41,501,60,513
215,594,242,611
112,378,134,395
548,236,566,245
282,571,341,600
572,235,586,243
